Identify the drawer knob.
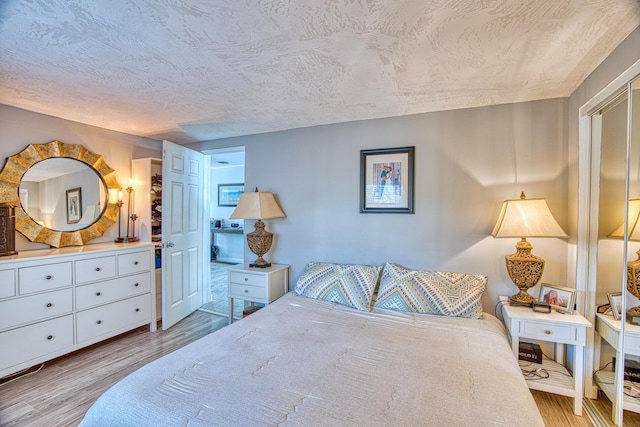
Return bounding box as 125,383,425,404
96,292,102,296
135,308,140,312
134,261,139,265
544,330,552,335
47,335,53,340
134,283,139,287
244,289,248,293
95,267,102,272
244,278,248,281
97,320,102,325
46,302,52,308
45,275,52,280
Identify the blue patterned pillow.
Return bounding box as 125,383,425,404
295,262,382,311
373,263,486,319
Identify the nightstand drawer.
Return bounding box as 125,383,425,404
625,334,640,354
229,282,265,300
229,271,266,287
522,321,574,342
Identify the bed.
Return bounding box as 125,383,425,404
80,262,544,426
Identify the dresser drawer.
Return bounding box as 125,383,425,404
228,282,265,300
0,269,15,299
521,320,575,343
229,271,266,287
76,294,151,343
18,262,72,294
0,288,73,331
76,272,151,310
75,256,116,284
0,315,73,371
118,251,150,275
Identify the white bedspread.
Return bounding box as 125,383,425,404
80,293,544,426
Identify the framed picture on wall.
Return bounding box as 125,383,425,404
66,187,82,224
218,183,244,207
538,283,576,314
360,146,414,213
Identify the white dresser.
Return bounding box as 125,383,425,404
0,242,156,377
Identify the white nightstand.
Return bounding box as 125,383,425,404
593,313,640,424
499,296,592,415
227,263,289,324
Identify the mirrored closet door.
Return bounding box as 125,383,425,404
583,69,640,425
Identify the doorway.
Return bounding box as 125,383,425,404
201,147,245,318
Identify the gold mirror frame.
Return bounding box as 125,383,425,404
0,141,121,247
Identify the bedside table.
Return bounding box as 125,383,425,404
499,296,592,416
227,263,289,324
593,313,640,424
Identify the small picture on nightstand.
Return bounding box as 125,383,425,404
539,284,576,314
607,292,623,320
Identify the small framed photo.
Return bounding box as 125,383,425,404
360,146,414,213
66,187,82,224
218,183,244,207
607,292,624,320
539,284,576,314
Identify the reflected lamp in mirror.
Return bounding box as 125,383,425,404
492,192,568,305
608,199,640,316
229,188,285,268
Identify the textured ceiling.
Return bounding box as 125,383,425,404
1,1,639,144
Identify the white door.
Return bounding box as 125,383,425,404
161,140,205,330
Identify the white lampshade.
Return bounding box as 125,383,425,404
491,193,567,238
608,199,640,240
229,190,285,220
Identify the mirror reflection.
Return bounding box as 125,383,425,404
19,158,108,232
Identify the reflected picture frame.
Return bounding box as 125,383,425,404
66,187,82,224
360,146,414,213
538,283,576,314
607,292,623,320
218,183,244,207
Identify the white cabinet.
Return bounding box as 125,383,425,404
227,263,289,324
594,314,640,419
0,242,156,377
500,296,592,416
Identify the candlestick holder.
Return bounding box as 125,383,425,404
114,198,126,243
116,185,139,243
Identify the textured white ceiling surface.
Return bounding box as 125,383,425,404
1,0,639,144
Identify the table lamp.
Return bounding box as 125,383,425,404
492,192,568,305
229,188,285,268
608,199,640,315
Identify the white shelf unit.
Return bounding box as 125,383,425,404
132,158,162,321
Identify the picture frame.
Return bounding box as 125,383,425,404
607,292,624,320
538,283,576,314
66,187,82,224
218,183,244,207
360,146,414,213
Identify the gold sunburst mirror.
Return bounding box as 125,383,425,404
0,140,121,247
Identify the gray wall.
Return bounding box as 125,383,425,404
190,99,570,310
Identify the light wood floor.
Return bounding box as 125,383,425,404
1,309,639,427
